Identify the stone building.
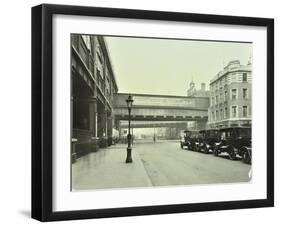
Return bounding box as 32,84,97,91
186,81,210,130
187,81,210,98
71,34,118,159
208,60,252,128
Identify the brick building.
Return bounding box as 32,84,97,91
208,60,252,128
71,34,118,159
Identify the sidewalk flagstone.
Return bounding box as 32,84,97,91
72,144,152,190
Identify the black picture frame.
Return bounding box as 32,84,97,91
32,4,274,222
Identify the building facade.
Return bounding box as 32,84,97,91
187,81,210,98
208,60,252,128
187,81,210,130
71,34,118,159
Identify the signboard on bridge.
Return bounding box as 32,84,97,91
114,93,209,109
133,96,196,108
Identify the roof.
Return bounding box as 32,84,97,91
183,130,199,133
199,128,219,133
210,61,252,85
219,126,251,131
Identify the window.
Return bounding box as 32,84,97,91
212,112,215,121
232,106,237,118
220,109,223,120
243,106,248,117
242,73,247,82
224,107,228,118
231,89,237,100
243,88,248,99
215,110,218,120
215,96,218,104
224,91,227,101
232,73,237,82
97,46,103,62
96,69,102,87
238,128,251,137
81,35,91,50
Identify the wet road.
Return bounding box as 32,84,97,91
135,139,251,186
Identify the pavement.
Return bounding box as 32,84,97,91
72,139,251,191
72,143,152,190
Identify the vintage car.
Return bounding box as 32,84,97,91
195,129,221,154
213,127,252,164
180,130,199,150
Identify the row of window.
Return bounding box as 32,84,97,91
80,35,115,98
211,88,249,105
211,105,249,121
210,72,249,91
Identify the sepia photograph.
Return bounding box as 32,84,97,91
71,34,252,191
31,3,274,221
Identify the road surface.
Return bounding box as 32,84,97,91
135,139,251,186
72,139,251,190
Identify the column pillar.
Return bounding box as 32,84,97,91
115,120,121,143
71,96,77,163
107,114,113,146
88,96,99,152
95,110,98,137
99,108,108,148
104,110,108,147
104,111,108,137
89,101,94,134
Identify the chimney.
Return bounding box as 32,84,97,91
201,83,206,91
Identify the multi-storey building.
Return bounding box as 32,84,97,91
187,81,210,98
187,81,210,130
208,60,252,128
71,34,118,159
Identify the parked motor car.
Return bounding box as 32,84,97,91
188,131,201,151
196,129,221,154
213,127,252,164
192,132,203,152
180,130,199,150
180,130,191,149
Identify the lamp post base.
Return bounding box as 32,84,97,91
125,147,133,163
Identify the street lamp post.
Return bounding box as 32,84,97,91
125,95,134,163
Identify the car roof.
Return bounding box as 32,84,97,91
183,130,199,133
199,129,219,133
219,126,251,131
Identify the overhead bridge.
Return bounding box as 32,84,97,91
119,122,188,129
113,93,209,122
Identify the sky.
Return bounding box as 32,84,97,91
105,36,252,96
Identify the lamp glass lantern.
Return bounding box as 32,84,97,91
126,95,133,109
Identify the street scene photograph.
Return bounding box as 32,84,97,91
71,34,252,191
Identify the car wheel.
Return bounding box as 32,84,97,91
242,150,251,164
193,145,198,152
203,145,209,154
180,143,183,149
213,149,219,156
228,148,236,160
